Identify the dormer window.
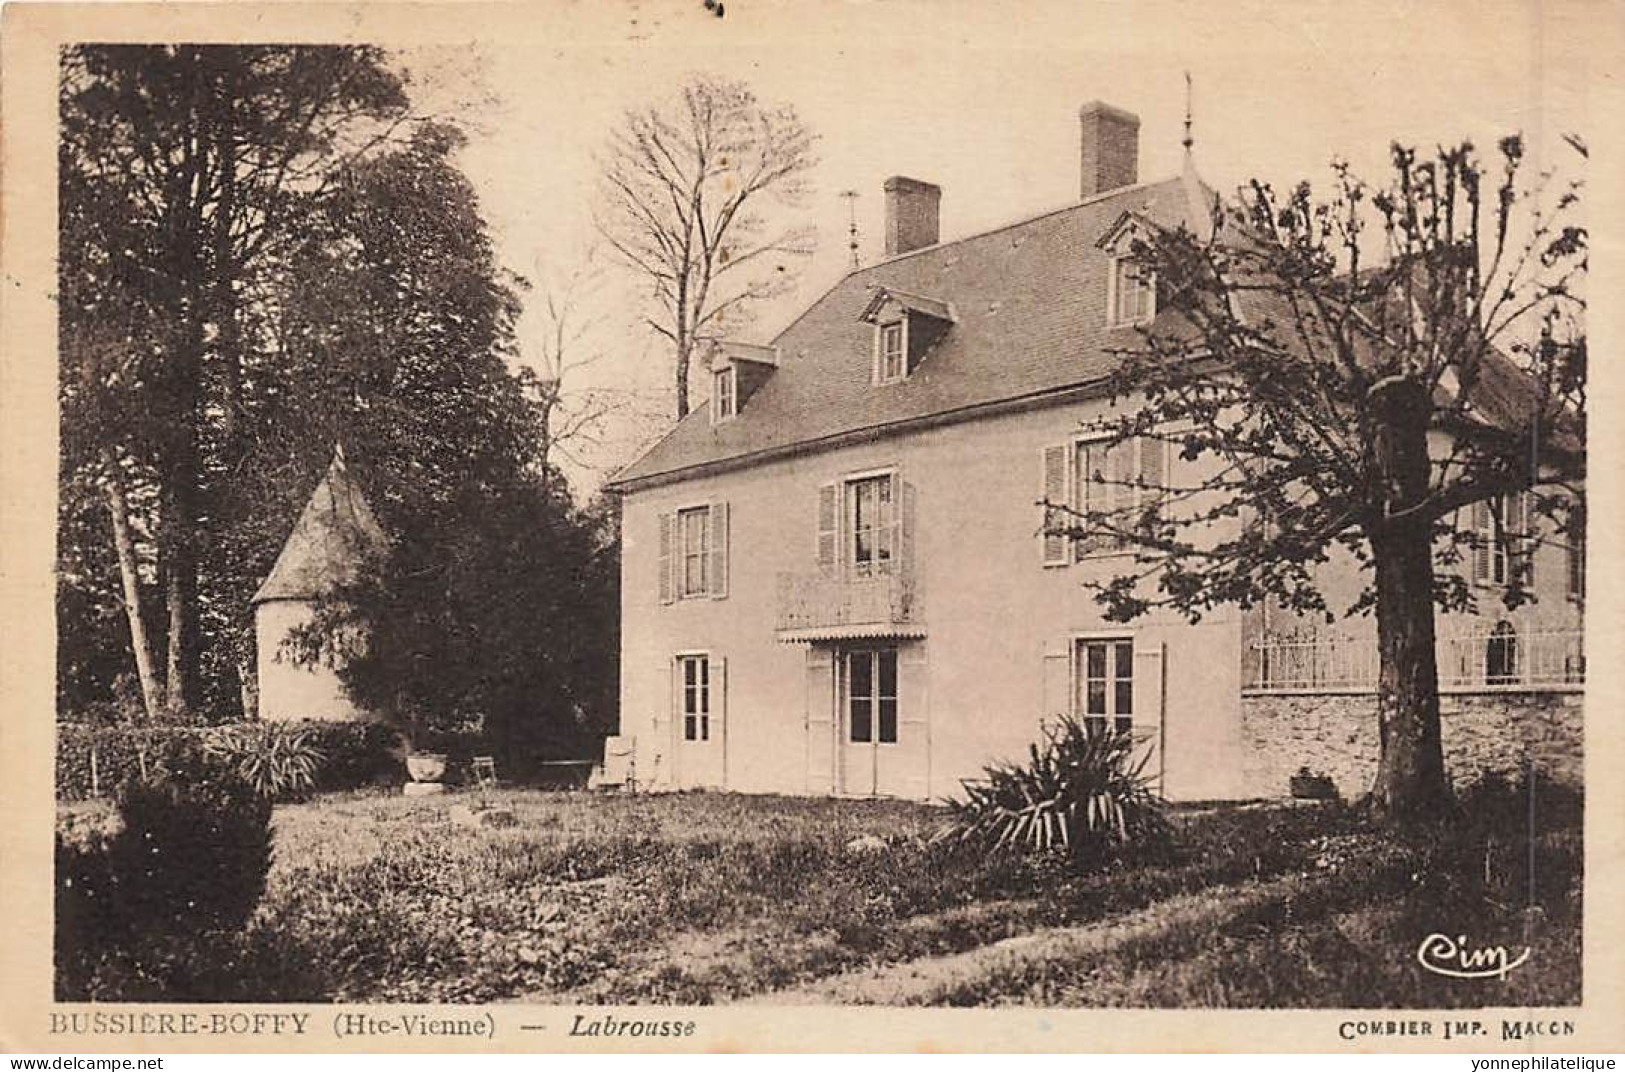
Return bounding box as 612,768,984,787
860,286,955,386
1098,211,1159,328
1109,256,1155,327
878,321,906,384
712,365,737,423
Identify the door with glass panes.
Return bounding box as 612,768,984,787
673,653,725,788
837,647,906,796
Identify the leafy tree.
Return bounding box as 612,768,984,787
59,47,622,752
1057,139,1584,820
596,74,818,418
59,45,411,718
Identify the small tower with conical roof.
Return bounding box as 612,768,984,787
251,446,389,721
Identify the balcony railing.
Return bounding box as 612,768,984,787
774,567,923,641
1246,627,1585,693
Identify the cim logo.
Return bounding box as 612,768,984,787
1417,932,1532,980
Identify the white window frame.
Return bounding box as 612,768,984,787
675,503,711,599
1071,431,1155,560
1106,254,1156,328
711,365,737,423
840,646,900,746
1071,632,1136,736
675,651,712,742
843,467,899,577
874,318,908,384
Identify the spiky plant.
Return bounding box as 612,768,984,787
941,715,1168,866
203,723,326,801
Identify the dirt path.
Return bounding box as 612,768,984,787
743,873,1305,1006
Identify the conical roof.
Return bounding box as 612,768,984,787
252,448,389,604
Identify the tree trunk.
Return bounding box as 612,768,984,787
1368,378,1450,820
163,318,206,719
674,336,691,419
101,453,165,720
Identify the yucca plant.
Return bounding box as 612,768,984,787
202,723,326,801
941,715,1168,866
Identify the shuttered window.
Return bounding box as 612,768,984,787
659,502,729,601
1470,493,1532,588
1046,435,1165,561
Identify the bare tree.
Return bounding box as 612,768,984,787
596,75,818,418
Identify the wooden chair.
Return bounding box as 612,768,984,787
471,755,498,790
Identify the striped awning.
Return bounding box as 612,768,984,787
775,623,928,644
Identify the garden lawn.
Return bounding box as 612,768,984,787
166,787,1578,1006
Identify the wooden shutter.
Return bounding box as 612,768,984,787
714,656,728,786
1517,490,1535,586
1042,444,1069,565
899,479,918,570
816,482,839,573
652,657,676,789
1110,438,1136,550
1470,500,1491,584
897,644,931,799
1041,639,1072,725
805,647,836,794
1139,435,1167,522
1131,639,1166,797
657,513,674,604
709,501,730,599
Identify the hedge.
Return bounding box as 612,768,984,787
57,719,405,800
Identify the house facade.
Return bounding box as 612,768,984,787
605,102,1584,802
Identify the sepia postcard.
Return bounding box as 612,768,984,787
3,0,1624,1054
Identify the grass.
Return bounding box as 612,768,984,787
60,784,1582,1006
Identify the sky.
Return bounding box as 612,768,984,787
399,0,1596,496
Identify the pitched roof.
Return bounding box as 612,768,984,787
252,450,390,604
609,174,1207,490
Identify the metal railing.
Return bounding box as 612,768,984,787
774,567,921,634
1247,626,1585,693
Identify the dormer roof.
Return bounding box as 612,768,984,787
858,287,956,325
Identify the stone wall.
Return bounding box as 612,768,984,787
1239,689,1582,800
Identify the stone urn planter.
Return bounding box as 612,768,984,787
404,752,449,796
1289,767,1337,801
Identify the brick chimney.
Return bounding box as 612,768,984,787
883,176,941,256
1079,102,1140,199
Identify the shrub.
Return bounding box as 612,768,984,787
295,719,402,791
941,715,1170,868
56,724,210,801
55,739,274,999
203,723,326,800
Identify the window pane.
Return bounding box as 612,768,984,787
700,715,710,742
850,652,873,699
850,699,872,743
1114,641,1134,680
879,650,897,698
1114,715,1133,736
699,658,709,689
1086,643,1106,679
684,714,696,741
879,699,898,744
684,658,696,689
1085,715,1107,736
1115,679,1133,717
1087,679,1107,715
